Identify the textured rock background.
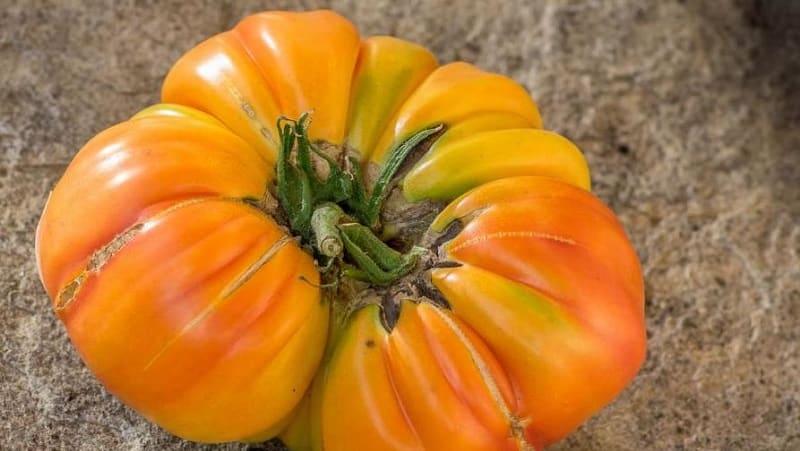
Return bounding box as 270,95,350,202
1,0,798,449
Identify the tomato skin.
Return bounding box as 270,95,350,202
36,110,270,301
368,62,543,166
37,9,645,447
163,10,360,149
281,177,644,451
403,129,590,201
313,303,534,451
346,36,438,161
36,107,328,442
60,199,327,442
431,176,646,445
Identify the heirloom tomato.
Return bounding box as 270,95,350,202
36,10,645,450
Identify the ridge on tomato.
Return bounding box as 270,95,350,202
36,9,645,450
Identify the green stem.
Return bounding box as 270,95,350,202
338,223,424,285
361,124,444,228
295,113,315,178
276,119,314,240
274,113,442,286
311,203,345,258
344,156,368,215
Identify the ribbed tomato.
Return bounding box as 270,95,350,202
36,10,645,450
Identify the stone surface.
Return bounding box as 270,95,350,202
1,0,798,449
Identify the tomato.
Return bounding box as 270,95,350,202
36,10,645,449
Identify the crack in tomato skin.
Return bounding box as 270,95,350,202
447,230,578,255
142,235,295,372
220,235,295,299
53,197,220,313
424,304,536,451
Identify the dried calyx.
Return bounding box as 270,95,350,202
273,113,444,287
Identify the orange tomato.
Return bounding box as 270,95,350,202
36,10,645,449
